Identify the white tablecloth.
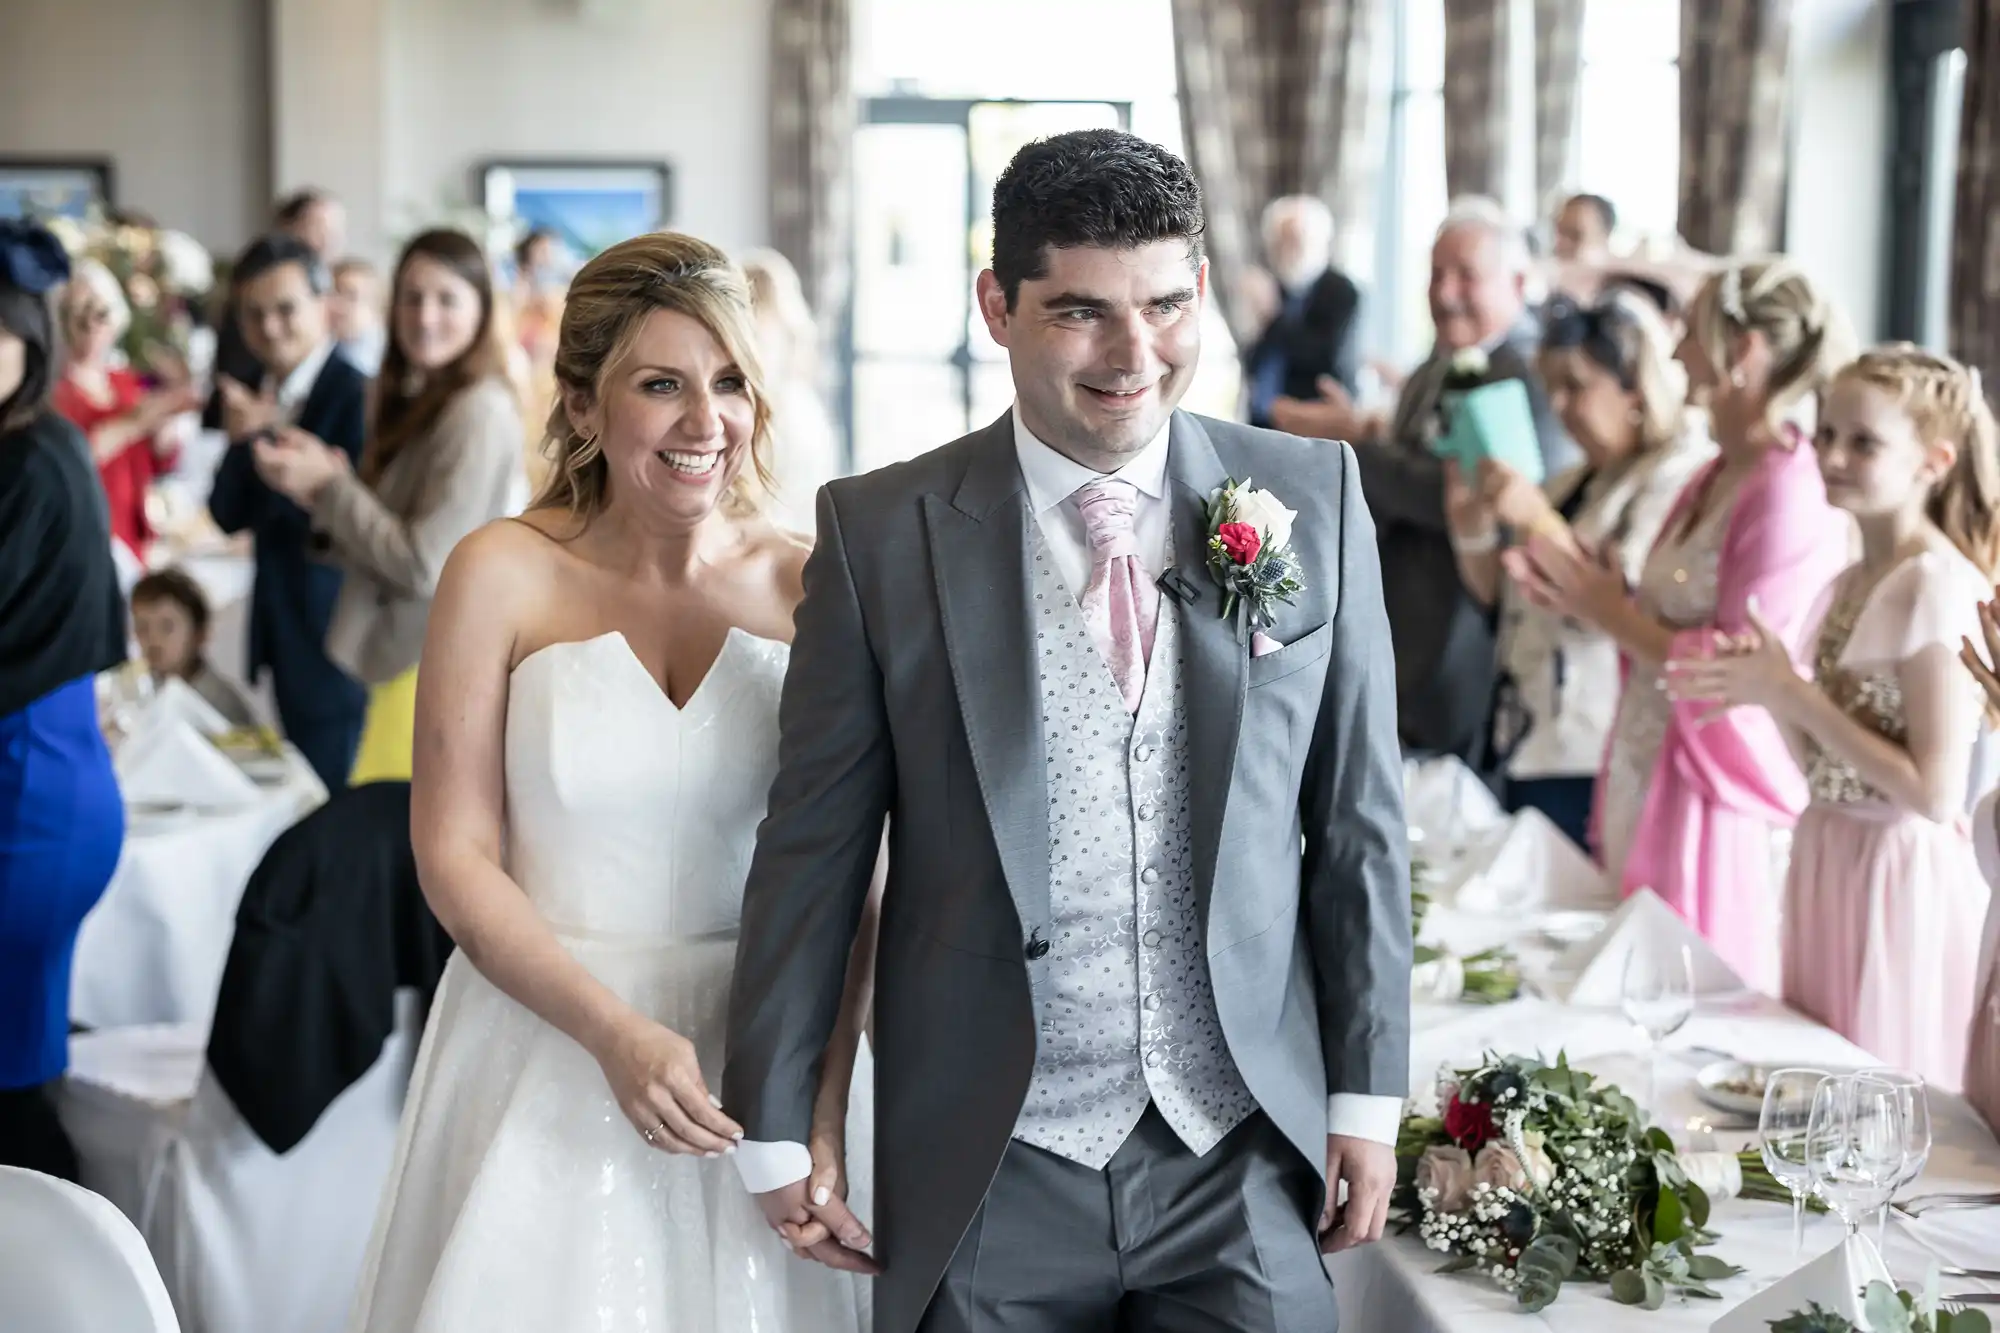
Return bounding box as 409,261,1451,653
71,752,325,1031
1334,762,2000,1330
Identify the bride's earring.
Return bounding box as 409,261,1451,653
1729,369,1748,389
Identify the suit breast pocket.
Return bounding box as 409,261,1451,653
1247,621,1332,690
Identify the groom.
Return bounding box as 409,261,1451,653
724,130,1412,1332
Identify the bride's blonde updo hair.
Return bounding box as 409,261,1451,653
1685,256,1856,430
533,231,775,519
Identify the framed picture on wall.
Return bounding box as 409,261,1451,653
477,159,672,258
0,158,114,221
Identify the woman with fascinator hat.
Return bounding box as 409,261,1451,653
0,220,130,1179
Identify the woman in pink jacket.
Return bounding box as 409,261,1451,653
1507,259,1853,991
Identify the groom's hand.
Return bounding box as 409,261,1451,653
755,1180,882,1275
1319,1134,1395,1254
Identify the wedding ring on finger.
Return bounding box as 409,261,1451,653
642,1122,662,1145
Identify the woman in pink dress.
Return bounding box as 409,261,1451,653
1674,346,1996,1088
1506,259,1852,991
1955,591,2000,1134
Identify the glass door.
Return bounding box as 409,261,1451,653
847,98,1129,474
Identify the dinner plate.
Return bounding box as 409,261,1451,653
1694,1060,1772,1117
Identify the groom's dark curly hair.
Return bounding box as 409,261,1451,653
989,129,1205,311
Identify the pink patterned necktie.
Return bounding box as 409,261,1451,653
1075,478,1159,714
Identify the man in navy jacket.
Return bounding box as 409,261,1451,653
208,234,368,788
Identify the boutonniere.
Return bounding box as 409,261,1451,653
1203,477,1306,627
1443,345,1490,391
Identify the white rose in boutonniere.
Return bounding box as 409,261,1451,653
1230,484,1297,554
1449,346,1490,380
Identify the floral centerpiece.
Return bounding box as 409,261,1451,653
1771,1274,1992,1333
1397,1053,1800,1312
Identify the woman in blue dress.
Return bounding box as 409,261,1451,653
0,221,129,1180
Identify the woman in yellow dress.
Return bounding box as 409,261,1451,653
252,229,524,783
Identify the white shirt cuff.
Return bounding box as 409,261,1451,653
733,1138,814,1194
1327,1093,1404,1145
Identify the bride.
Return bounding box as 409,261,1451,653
348,232,875,1331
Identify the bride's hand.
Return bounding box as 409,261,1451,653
594,1015,743,1155
779,1108,857,1251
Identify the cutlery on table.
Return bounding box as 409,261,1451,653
1891,1190,2000,1219
1940,1267,2000,1280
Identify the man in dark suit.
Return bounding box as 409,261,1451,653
203,189,347,432
207,234,368,788
1242,196,1362,428
1274,198,1570,765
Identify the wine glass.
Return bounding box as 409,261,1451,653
1807,1075,1907,1241
1620,943,1696,1122
1759,1068,1830,1255
1857,1068,1931,1251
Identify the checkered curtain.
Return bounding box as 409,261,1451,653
1951,0,2000,393
1442,0,1514,201
768,0,853,360
1170,0,1381,345
1534,0,1586,208
1677,0,1796,255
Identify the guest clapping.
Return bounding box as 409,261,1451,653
1673,346,1997,1086
1512,259,1852,990
252,229,523,785
1275,198,1571,763
1444,290,1713,847
207,234,369,789
52,259,201,558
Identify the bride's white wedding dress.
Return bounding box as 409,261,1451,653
348,628,872,1332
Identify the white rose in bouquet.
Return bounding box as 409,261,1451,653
1229,483,1297,554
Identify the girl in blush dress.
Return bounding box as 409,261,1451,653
1505,260,1852,991
1673,346,1997,1088
1953,574,2000,1135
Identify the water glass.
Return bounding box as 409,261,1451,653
1807,1074,1907,1237
1759,1068,1829,1255
1857,1068,1930,1250
1621,944,1696,1121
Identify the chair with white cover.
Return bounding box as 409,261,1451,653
0,1165,181,1333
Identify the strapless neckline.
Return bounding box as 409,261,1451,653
513,625,780,715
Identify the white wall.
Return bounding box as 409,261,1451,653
0,0,267,251
377,0,773,260
1786,0,1891,342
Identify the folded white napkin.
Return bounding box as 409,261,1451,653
139,675,233,740
1557,887,1745,1003
1448,807,1610,915
116,716,260,810
1404,757,1506,844
1709,1235,1890,1332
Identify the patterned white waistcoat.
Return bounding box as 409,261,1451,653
1013,530,1258,1170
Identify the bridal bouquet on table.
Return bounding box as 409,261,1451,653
1409,879,1521,1004
1396,1053,1798,1312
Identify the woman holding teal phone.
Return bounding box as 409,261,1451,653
1444,288,1712,849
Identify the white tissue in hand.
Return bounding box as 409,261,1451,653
1558,887,1745,1003
139,675,233,739
1709,1235,1890,1332
116,717,259,809
1449,807,1607,914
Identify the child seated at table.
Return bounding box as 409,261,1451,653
131,569,258,729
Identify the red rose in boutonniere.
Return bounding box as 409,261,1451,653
1215,521,1262,566
1442,1090,1497,1150
1201,477,1306,627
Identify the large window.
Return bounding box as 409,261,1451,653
846,0,1236,471
1371,0,1448,370
1573,0,1681,241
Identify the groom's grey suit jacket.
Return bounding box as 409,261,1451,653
723,409,1412,1333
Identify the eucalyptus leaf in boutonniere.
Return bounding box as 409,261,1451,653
1203,477,1305,627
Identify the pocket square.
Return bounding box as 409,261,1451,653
1250,631,1283,658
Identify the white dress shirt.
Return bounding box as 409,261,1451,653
733,405,1398,1196
271,338,337,426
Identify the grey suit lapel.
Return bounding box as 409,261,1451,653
1164,413,1247,927
924,414,1050,941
